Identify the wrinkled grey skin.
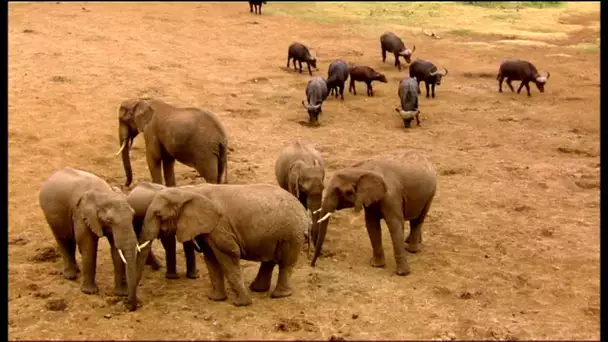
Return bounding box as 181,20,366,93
497,59,550,97
275,139,325,246
126,182,199,280
39,167,140,311
116,98,228,187
409,59,448,99
301,76,329,125
395,77,421,128
136,184,309,306
327,59,350,100
311,150,437,277
380,32,416,70
287,42,318,76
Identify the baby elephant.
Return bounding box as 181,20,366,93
137,184,310,306
39,167,140,311
126,182,199,280
275,139,325,244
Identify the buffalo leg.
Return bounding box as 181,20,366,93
381,49,387,62
339,83,345,100
366,82,373,97
506,79,515,92
516,81,526,95
394,54,401,70
298,61,303,73
417,81,422,95
250,3,253,12
307,62,312,76
349,79,356,95
425,82,430,98
286,56,291,68
498,77,504,92
431,83,436,98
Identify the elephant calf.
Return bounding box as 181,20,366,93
137,184,310,306
126,182,199,280
311,150,437,276
39,167,140,311
275,139,325,244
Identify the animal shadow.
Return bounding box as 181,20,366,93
297,120,322,128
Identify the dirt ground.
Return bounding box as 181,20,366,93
8,2,600,340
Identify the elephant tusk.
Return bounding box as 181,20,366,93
317,212,332,223
193,239,201,251
118,249,127,264
313,208,322,215
137,240,150,252
115,140,127,156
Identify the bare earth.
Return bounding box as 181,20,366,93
8,2,600,340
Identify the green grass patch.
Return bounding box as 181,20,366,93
462,1,564,9
448,29,476,36
571,42,600,52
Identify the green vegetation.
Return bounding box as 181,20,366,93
448,29,475,36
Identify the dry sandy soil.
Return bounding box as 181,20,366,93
8,2,600,340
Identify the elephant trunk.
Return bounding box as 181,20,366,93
310,201,335,267
118,123,133,187
307,195,323,245
125,250,139,311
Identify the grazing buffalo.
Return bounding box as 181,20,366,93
409,59,448,99
287,42,318,76
496,59,550,97
380,32,416,70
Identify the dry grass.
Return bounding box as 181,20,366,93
8,2,600,340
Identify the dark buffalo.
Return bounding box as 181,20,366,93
348,65,388,97
302,76,329,125
409,59,448,99
249,1,266,15
496,59,550,97
380,32,416,70
327,59,349,100
287,42,318,76
395,77,421,128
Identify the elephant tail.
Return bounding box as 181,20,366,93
218,141,228,184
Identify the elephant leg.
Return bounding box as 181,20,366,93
212,248,252,306
406,199,433,253
108,238,128,297
146,147,164,184
385,216,410,276
183,241,199,279
250,261,275,292
162,155,176,187
271,262,295,299
364,209,386,268
160,235,179,279
200,245,227,301
55,236,79,280
77,233,100,294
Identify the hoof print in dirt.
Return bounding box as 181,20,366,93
30,246,60,263
45,298,67,311
9,236,29,245
50,75,70,83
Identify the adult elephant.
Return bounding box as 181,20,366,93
310,150,437,276
135,184,310,307
274,140,325,245
39,166,140,311
126,182,198,279
116,98,229,187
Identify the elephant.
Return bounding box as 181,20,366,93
38,166,140,311
126,182,199,279
274,139,325,246
310,150,437,276
135,183,310,306
116,97,229,187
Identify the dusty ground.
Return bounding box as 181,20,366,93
8,2,600,340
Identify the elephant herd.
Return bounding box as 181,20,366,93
38,93,438,311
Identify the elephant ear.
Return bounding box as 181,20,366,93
353,171,387,213
76,190,104,238
175,193,222,243
132,100,154,133
288,167,300,199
